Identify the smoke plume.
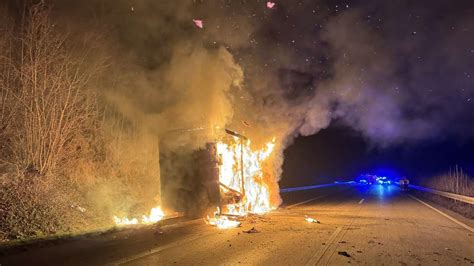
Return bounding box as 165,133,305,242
24,0,474,212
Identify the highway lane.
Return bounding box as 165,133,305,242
1,184,473,265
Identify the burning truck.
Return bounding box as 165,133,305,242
159,128,277,225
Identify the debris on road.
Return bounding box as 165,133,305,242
243,227,260,234
339,240,347,244
247,214,271,224
154,228,164,235
304,215,320,223
338,251,352,257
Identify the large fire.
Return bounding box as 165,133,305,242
216,136,276,216
113,133,276,228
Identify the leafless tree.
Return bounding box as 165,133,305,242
0,6,17,168
0,2,97,175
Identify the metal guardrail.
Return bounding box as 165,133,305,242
409,185,474,205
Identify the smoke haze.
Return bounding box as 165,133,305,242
6,0,472,213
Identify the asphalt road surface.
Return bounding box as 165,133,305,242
1,184,473,265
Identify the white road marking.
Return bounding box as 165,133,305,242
408,194,474,233
306,227,343,266
358,198,365,204
307,196,366,265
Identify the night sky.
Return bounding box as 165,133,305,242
8,0,472,185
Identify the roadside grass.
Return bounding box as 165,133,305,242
424,166,474,197
416,167,474,219
0,172,96,242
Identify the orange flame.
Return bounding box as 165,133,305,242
113,206,165,226
206,207,241,229
217,136,276,216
